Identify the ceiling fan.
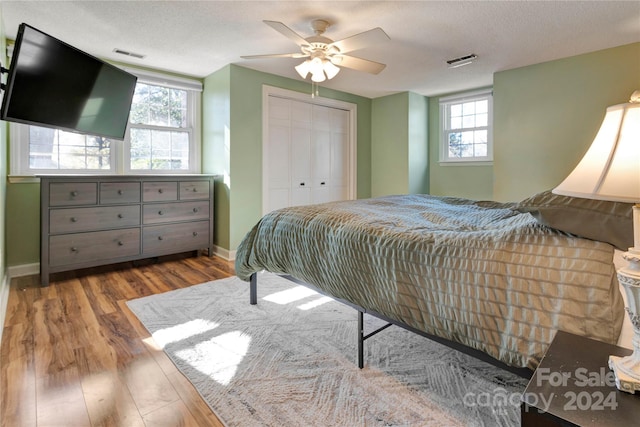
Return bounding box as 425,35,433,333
241,19,390,83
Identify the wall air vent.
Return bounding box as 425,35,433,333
113,48,146,59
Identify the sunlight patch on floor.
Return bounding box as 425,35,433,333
297,296,333,310
175,331,252,386
262,285,318,305
151,319,220,348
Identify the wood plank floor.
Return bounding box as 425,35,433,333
1,253,235,427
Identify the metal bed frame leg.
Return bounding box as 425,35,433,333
358,310,394,369
250,273,257,305
358,310,364,369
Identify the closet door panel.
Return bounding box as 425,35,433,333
265,93,353,214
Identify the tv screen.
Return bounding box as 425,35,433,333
0,23,137,140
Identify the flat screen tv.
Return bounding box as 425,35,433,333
0,23,137,140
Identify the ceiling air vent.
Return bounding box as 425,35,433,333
113,48,146,59
446,54,477,68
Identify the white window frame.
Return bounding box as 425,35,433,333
439,88,493,165
9,67,202,176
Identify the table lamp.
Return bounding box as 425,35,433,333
553,90,640,394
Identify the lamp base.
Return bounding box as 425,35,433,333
608,354,640,393
610,244,640,394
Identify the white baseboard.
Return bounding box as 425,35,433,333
212,246,236,261
8,262,39,278
3,249,233,281
0,272,11,345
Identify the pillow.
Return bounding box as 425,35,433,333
514,190,634,251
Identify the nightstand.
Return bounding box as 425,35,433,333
521,330,640,426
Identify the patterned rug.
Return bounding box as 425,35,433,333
127,272,528,426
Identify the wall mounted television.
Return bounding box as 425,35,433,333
0,23,137,140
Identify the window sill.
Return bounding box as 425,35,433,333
8,176,40,184
438,161,493,167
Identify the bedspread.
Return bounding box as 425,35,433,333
235,194,624,369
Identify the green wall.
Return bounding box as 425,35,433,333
428,87,494,200
493,42,640,202
202,65,231,250
371,93,409,196
371,92,428,197
5,42,638,265
203,65,373,252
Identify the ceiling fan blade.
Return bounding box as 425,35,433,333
263,20,309,47
241,53,309,59
330,27,389,53
334,55,386,74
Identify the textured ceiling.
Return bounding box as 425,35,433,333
1,1,639,98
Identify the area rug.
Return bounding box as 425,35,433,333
126,272,528,426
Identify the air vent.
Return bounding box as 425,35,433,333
446,54,477,68
113,48,146,59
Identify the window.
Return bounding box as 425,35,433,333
439,89,493,164
10,68,202,176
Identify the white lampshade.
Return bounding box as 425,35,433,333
295,57,341,83
323,60,341,80
295,60,311,79
553,95,640,203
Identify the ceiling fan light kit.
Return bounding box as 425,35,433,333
242,18,390,94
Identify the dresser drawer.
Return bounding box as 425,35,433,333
49,183,97,206
49,228,141,267
100,182,141,204
142,201,210,224
179,181,210,200
143,182,178,202
50,205,141,234
143,221,210,254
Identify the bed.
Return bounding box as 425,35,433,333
235,191,632,372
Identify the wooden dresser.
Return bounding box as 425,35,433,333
39,175,216,286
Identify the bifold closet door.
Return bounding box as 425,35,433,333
265,95,350,214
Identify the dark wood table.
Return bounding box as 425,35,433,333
521,330,640,426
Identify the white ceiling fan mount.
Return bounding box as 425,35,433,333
241,19,390,83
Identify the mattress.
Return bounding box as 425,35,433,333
235,194,624,369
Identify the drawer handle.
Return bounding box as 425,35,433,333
192,188,197,192
192,232,198,236
193,208,199,213
117,241,124,246
70,217,77,223
158,210,164,215
158,189,163,194
118,190,123,195
71,247,78,253
158,236,164,241
71,191,78,197
117,213,124,219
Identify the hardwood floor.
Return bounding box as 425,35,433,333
1,253,235,427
